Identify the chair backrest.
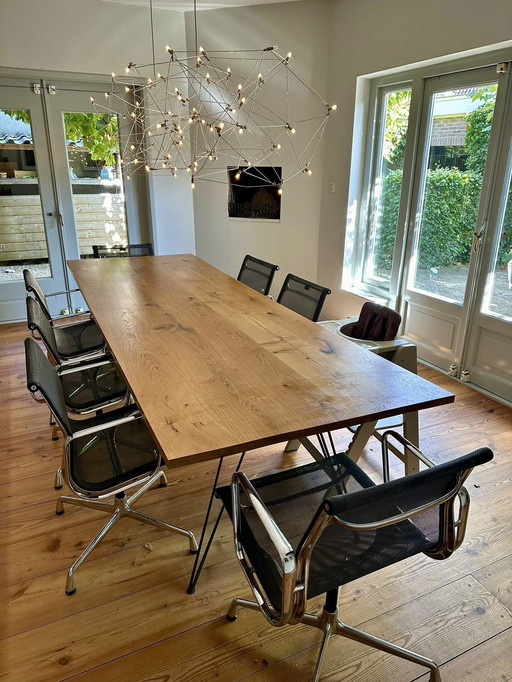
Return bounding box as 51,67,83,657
25,337,73,436
237,255,280,296
350,302,402,341
26,295,60,364
23,269,52,320
220,445,493,621
92,243,154,258
277,274,331,322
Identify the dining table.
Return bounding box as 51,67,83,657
69,253,454,470
69,253,455,591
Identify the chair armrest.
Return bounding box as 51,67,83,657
51,314,92,326
57,358,117,376
70,410,140,439
324,472,460,531
46,288,81,298
231,471,298,626
381,429,436,481
233,472,295,572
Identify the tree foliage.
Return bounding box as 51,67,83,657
383,90,411,170
4,110,119,165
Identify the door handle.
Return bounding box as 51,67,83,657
472,221,486,253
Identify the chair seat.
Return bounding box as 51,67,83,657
54,319,105,358
60,364,127,410
70,417,159,493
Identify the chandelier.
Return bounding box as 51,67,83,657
93,0,336,191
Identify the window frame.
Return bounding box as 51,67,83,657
345,46,512,307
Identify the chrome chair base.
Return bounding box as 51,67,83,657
56,470,198,595
226,598,442,682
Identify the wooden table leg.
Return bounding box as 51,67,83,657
403,410,420,475
345,421,378,463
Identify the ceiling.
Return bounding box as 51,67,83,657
102,0,300,11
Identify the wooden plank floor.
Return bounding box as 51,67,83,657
1,321,511,681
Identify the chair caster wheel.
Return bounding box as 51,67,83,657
186,586,196,595
65,588,76,596
56,509,65,515
226,614,237,622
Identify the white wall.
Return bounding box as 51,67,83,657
184,0,330,295
0,0,195,255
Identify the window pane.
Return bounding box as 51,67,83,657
0,108,51,281
483,169,512,320
410,85,497,303
363,88,411,285
63,112,127,257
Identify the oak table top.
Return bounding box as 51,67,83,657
68,254,454,467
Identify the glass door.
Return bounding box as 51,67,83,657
462,68,512,402
401,66,501,371
0,80,70,320
0,74,144,321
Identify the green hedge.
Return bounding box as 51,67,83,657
376,167,512,269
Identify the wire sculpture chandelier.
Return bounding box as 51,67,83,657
93,1,336,191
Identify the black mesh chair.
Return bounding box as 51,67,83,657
217,432,493,682
237,255,280,296
25,326,128,444
27,296,127,460
26,295,107,367
25,337,198,595
24,267,90,322
277,274,331,322
92,243,154,258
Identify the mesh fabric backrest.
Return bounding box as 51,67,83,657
277,274,331,322
323,447,493,522
26,296,60,362
351,302,402,341
23,269,51,320
237,255,279,295
304,446,493,594
128,243,154,256
24,337,73,436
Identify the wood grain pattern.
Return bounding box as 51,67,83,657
69,254,454,466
